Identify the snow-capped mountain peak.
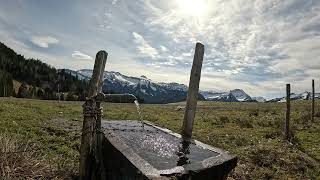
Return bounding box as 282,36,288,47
252,97,266,102
200,89,254,102
67,69,204,103
65,69,265,103
268,91,320,102
230,89,252,101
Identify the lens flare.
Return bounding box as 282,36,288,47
176,0,207,17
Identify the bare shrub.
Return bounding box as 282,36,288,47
210,116,229,128
256,116,274,127
314,111,320,117
273,116,283,129
295,112,309,125
0,133,54,179
218,116,230,124
264,130,281,139
235,117,253,128
248,109,259,117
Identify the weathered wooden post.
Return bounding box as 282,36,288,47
312,79,315,123
94,52,107,179
80,50,108,180
285,84,290,141
178,43,204,165
88,51,108,96
182,42,204,141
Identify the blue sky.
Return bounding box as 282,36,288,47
0,0,320,99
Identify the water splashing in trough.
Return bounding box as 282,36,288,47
134,99,144,130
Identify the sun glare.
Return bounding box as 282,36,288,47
176,0,207,17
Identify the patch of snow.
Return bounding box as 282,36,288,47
151,85,157,91
115,74,135,85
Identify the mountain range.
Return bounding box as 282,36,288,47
66,69,267,103
66,69,320,104
200,89,261,102
66,69,204,103
267,92,320,102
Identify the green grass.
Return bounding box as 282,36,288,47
0,97,319,179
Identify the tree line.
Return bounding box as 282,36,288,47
0,42,88,100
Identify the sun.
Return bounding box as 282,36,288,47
176,0,207,17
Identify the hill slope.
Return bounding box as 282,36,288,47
0,42,88,100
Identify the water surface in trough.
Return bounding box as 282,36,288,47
102,120,220,170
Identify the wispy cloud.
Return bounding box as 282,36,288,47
112,0,118,5
160,45,168,52
132,32,159,59
71,51,93,60
142,0,320,97
30,36,59,48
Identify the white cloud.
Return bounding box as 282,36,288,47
71,51,93,60
141,0,320,98
0,30,30,50
144,0,320,70
1,0,320,99
30,36,59,48
112,0,118,5
160,45,168,52
132,32,159,59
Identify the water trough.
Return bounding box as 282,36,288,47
79,43,238,180
101,120,237,179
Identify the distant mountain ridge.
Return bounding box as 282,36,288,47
68,69,204,104
268,91,320,102
69,69,264,103
200,89,260,102
251,97,267,102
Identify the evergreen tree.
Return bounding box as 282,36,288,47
12,88,17,97
44,87,54,100
29,86,37,98
60,93,65,101
17,83,29,98
37,88,45,99
0,42,89,100
0,70,13,97
66,92,78,101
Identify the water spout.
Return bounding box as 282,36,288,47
104,93,137,102
103,93,144,130
134,99,144,130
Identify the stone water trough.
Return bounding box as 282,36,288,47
79,43,238,180
101,120,237,179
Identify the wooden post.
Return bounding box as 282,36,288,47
88,51,108,97
181,42,205,141
312,79,315,123
98,54,107,93
94,53,107,179
58,70,61,103
80,51,107,180
285,84,290,141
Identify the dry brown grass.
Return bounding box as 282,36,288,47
0,133,54,179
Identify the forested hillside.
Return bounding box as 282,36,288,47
0,42,88,100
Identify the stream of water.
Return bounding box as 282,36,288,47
134,99,145,130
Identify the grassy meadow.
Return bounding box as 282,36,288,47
0,97,319,179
